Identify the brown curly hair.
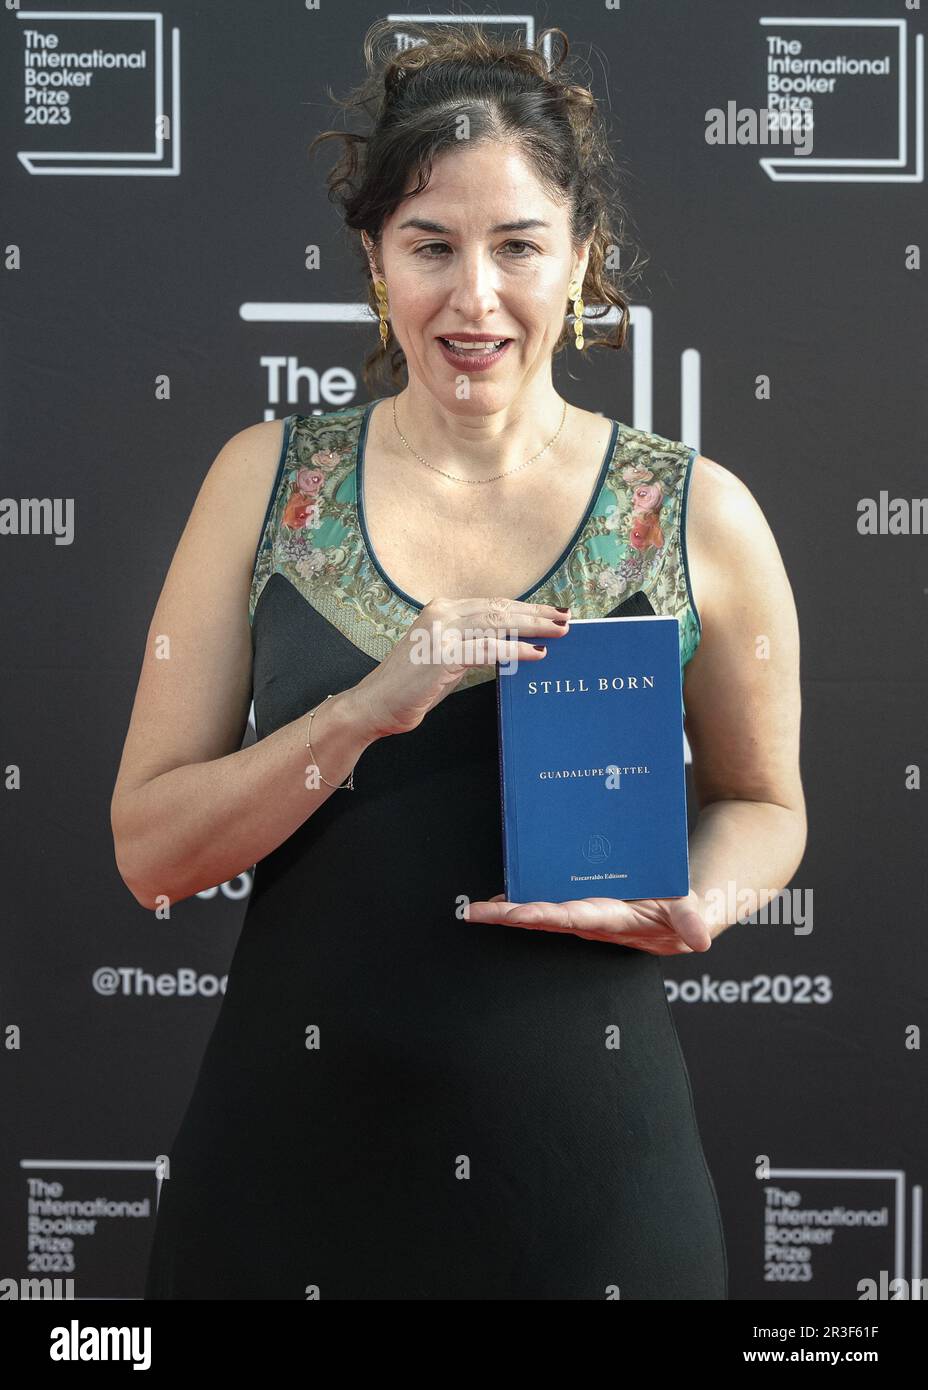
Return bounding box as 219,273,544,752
309,19,648,394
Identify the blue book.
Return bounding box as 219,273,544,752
496,615,690,903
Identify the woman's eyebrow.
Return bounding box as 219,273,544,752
395,217,552,234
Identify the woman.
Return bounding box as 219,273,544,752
113,22,805,1299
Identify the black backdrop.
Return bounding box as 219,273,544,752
1,0,926,1302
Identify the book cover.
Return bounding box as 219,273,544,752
496,615,690,904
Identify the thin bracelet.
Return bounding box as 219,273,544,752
305,693,356,791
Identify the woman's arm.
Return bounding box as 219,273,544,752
682,454,807,939
110,422,381,912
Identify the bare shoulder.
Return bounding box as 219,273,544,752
687,452,769,538
206,417,287,524
110,416,287,815
685,452,794,625
681,452,804,823
184,416,290,581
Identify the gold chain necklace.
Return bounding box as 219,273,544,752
391,394,568,485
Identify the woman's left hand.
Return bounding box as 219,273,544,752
463,889,713,955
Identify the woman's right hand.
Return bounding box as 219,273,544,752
347,597,571,740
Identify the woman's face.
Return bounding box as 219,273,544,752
366,141,589,408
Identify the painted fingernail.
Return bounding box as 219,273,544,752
533,644,547,652
554,606,570,613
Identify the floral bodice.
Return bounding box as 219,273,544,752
250,398,702,693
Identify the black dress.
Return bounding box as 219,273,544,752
143,399,728,1299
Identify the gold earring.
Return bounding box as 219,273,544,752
374,278,389,348
568,280,584,350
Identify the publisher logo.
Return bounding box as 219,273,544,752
581,832,612,864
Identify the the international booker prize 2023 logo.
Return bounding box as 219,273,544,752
755,16,924,183
16,8,180,176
